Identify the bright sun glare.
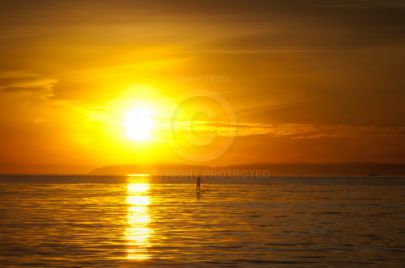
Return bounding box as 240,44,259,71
125,106,155,141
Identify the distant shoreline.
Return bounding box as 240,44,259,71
2,162,405,177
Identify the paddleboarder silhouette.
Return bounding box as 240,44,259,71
196,176,201,194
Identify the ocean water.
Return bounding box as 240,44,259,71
0,176,405,267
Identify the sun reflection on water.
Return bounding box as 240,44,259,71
125,176,152,261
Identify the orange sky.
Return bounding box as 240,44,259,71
0,0,405,174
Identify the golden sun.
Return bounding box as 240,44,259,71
124,106,155,141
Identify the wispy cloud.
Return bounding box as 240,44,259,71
173,120,405,139
0,71,57,100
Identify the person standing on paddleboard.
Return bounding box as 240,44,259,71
196,176,201,194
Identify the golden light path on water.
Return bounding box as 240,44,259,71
125,174,152,261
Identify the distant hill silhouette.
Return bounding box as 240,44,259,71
90,162,405,176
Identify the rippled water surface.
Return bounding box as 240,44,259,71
1,176,405,267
